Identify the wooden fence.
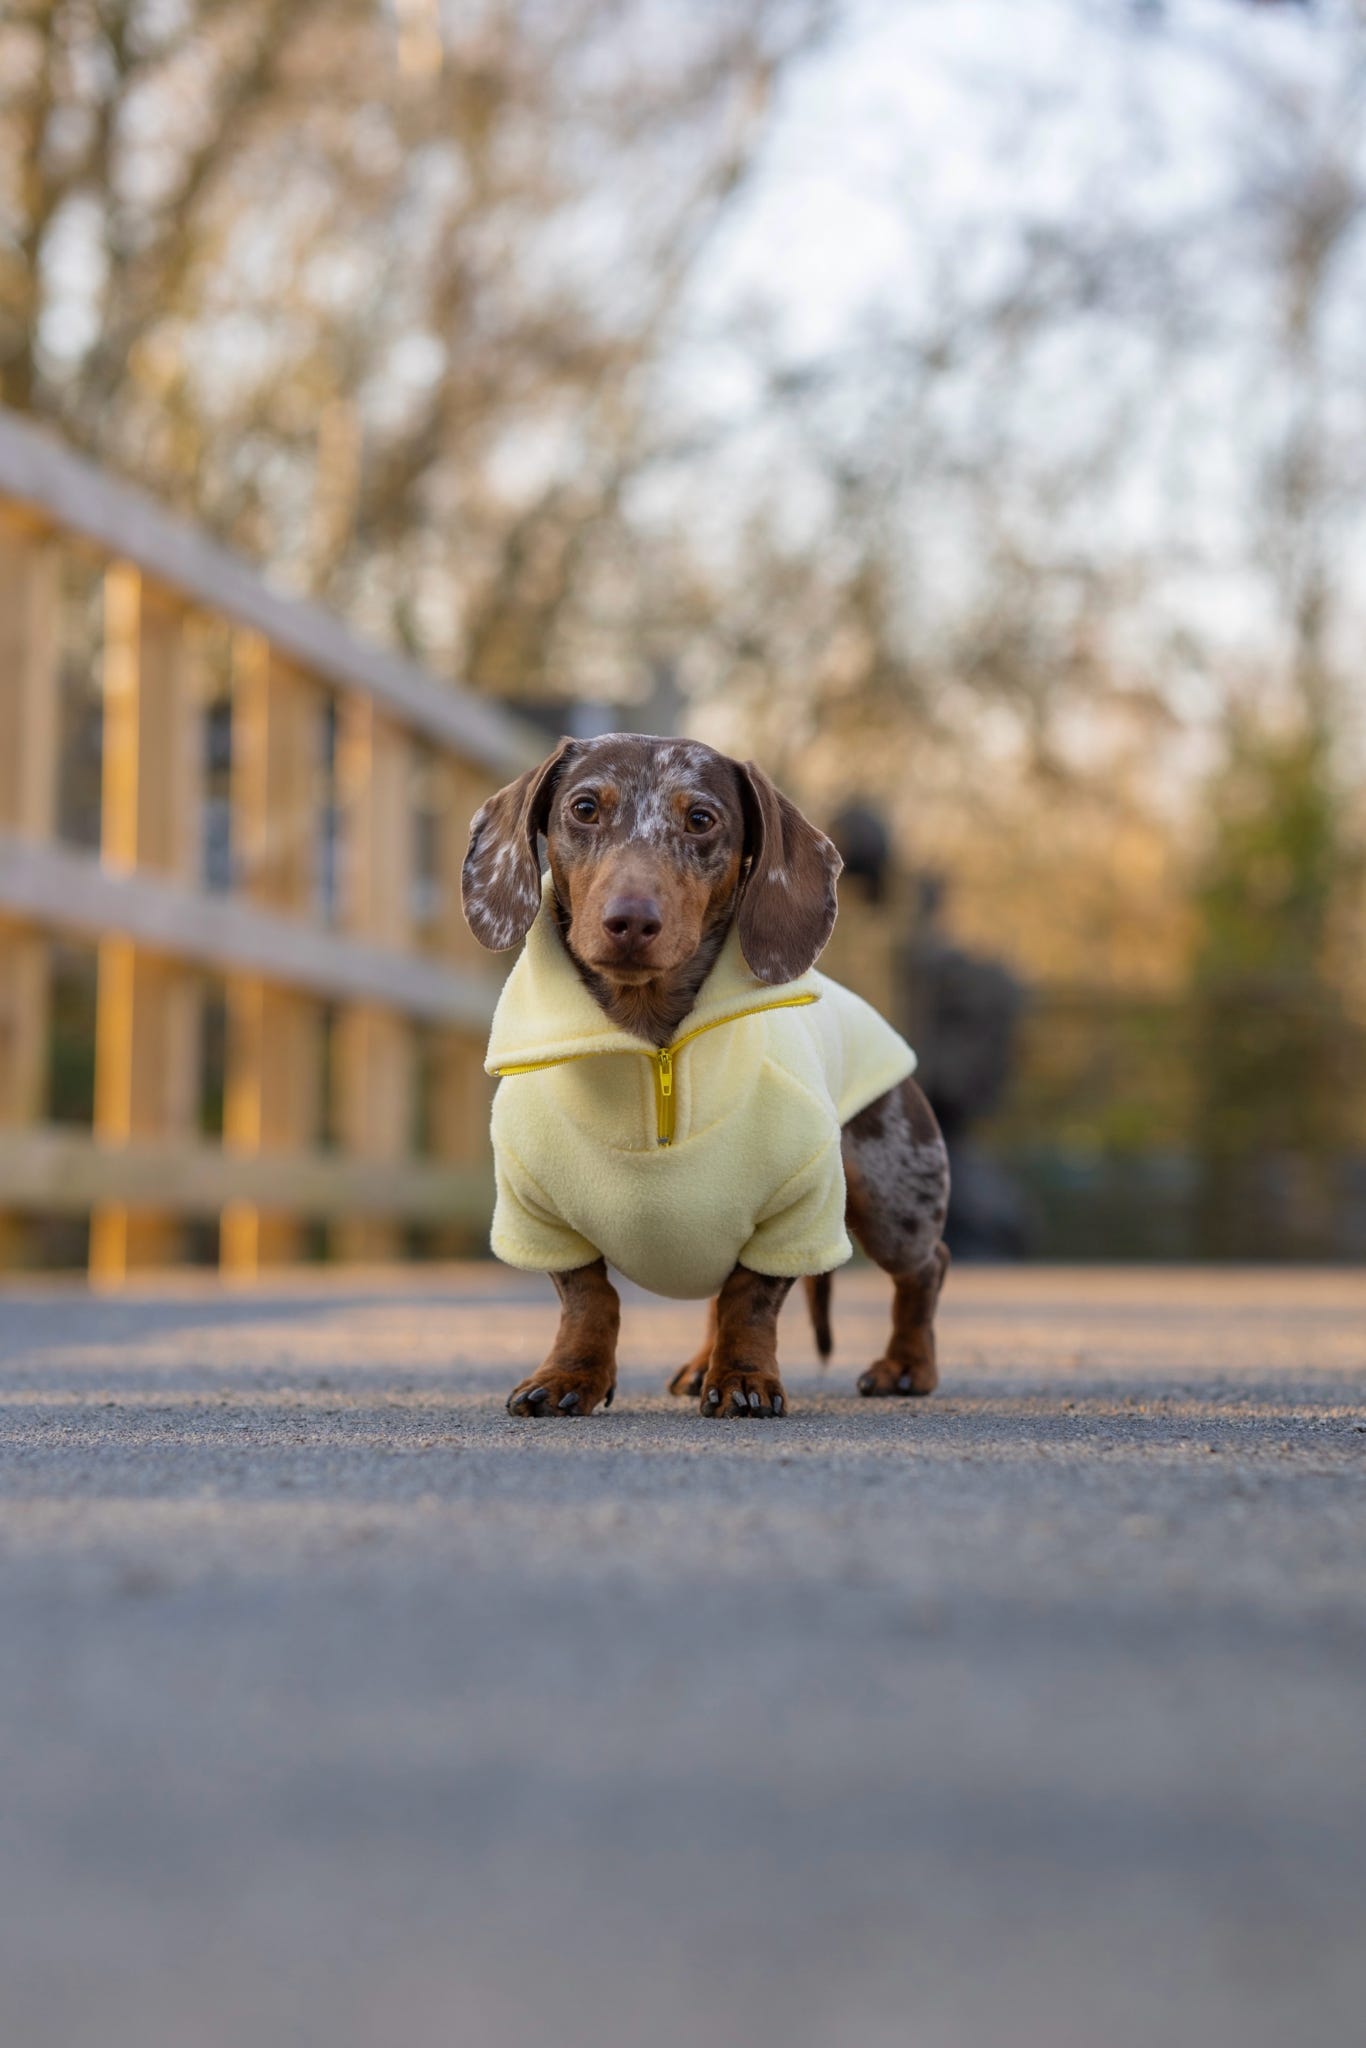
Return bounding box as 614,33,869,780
0,411,541,1283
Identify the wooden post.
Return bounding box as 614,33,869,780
220,636,324,1275
88,563,140,1283
220,973,263,1275
424,755,496,1252
0,521,60,1267
90,572,205,1281
429,755,495,970
331,700,413,1262
0,518,60,841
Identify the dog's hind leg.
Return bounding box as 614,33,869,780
668,1294,717,1396
842,1078,951,1398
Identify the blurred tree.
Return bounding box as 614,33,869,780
1181,0,1366,1248
0,0,827,687
1189,716,1360,1251
671,0,1366,1006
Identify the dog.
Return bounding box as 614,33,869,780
461,733,950,1418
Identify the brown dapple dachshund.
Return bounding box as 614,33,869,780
462,733,950,1418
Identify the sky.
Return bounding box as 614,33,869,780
658,0,1366,770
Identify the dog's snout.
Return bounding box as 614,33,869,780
601,896,663,946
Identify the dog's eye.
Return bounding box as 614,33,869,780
570,796,600,823
685,806,716,833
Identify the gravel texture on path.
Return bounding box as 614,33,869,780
1,1263,1363,2048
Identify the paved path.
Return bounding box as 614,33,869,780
1,1265,1363,2048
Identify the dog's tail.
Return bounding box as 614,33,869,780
804,1273,833,1363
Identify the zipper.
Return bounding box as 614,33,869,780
655,1045,675,1145
493,991,818,1147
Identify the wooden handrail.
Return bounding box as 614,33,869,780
0,409,543,777
0,1126,493,1222
0,834,499,1028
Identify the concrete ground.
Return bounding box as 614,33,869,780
0,1264,1363,2048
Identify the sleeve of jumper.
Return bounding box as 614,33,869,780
489,1138,601,1275
738,1132,852,1281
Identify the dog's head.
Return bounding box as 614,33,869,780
461,733,841,987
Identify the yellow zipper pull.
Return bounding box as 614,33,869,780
655,1046,674,1146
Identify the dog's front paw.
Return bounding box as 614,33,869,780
857,1351,937,1398
698,1361,786,1419
507,1361,615,1418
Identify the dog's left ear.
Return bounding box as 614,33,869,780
736,761,843,984
461,737,578,950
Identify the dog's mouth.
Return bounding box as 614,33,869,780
579,954,662,986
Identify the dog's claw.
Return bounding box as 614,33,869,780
731,1389,748,1412
524,1386,549,1408
772,1393,784,1416
557,1390,580,1413
898,1373,912,1391
707,1388,721,1406
603,1385,614,1409
748,1389,762,1411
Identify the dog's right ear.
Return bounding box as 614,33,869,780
461,737,577,951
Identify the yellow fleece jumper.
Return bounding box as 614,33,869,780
484,878,918,1300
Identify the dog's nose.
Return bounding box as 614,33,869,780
601,897,663,946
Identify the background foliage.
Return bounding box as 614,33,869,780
4,0,1365,1255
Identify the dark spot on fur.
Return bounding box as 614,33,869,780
846,1095,887,1142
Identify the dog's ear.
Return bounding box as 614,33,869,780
461,737,577,951
736,761,842,984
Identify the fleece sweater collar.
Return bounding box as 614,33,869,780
485,873,822,1076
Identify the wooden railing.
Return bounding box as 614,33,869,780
0,411,541,1282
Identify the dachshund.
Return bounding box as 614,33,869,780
462,733,949,1419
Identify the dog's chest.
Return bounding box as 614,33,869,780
492,1029,838,1298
